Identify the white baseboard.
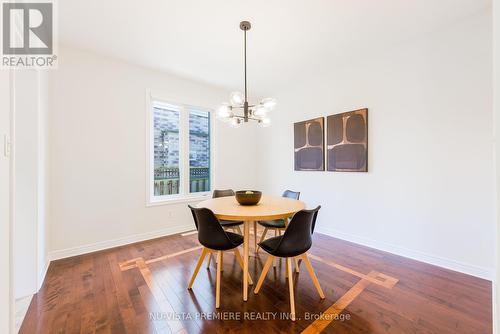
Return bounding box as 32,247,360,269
15,295,33,333
48,224,194,261
37,260,50,290
46,224,494,281
316,226,495,281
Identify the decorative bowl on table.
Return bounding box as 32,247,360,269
235,190,262,206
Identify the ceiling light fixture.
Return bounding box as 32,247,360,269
216,21,276,127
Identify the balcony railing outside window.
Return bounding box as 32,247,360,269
154,167,210,196
189,167,210,193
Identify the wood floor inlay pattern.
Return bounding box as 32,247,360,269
302,271,377,333
119,235,400,333
20,230,492,333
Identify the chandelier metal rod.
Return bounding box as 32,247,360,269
244,29,247,103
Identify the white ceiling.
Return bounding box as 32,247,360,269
59,0,490,97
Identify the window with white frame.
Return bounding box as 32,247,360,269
149,99,212,203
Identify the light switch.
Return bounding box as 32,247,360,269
3,134,11,158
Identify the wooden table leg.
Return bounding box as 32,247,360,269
253,221,257,254
243,221,250,301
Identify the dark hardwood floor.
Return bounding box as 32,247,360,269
20,228,492,333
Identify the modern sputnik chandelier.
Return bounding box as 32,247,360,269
216,21,276,128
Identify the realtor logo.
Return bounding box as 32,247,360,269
1,1,57,68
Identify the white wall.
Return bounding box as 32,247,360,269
37,71,49,289
48,46,259,258
13,70,39,299
0,71,12,333
12,69,50,300
257,9,495,279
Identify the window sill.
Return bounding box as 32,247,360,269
146,194,211,207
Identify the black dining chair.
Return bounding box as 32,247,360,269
212,189,245,235
253,206,324,321
256,190,300,253
187,205,253,308
208,189,246,268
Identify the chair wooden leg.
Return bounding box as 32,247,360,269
294,258,300,273
188,248,208,289
220,251,224,272
234,248,253,285
216,251,222,308
286,258,296,321
254,255,274,294
256,227,268,253
206,253,212,269
236,225,243,235
301,253,325,299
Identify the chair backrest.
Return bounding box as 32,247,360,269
188,205,236,250
311,207,319,234
282,190,300,200
271,206,321,257
213,189,235,198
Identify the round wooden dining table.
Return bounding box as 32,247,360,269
196,195,306,301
